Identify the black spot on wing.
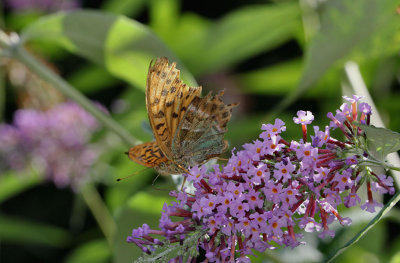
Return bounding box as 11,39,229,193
156,123,165,130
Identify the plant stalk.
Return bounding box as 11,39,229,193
0,30,138,146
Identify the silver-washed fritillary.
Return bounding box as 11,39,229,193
128,57,238,175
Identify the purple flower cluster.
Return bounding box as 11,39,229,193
127,96,395,262
0,101,100,190
5,0,80,12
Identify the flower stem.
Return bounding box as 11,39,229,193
81,184,116,247
0,30,138,146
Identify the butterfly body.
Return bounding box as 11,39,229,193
128,57,237,175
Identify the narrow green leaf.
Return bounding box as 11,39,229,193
65,239,111,263
21,10,197,90
326,190,400,262
0,171,41,203
0,215,71,247
359,124,400,160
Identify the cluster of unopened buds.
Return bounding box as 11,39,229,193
127,96,395,262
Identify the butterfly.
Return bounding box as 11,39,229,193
127,57,238,175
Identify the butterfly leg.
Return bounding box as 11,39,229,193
180,175,187,192
174,163,191,192
150,173,172,192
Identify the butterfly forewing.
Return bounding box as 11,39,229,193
128,141,168,168
146,57,201,159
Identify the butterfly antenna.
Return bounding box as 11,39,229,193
116,167,148,181
216,157,229,161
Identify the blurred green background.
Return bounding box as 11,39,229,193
0,0,400,262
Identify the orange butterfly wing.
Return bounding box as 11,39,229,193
127,141,168,168
146,57,201,160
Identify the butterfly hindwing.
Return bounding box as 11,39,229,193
172,90,238,167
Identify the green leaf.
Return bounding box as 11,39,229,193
236,59,301,94
298,0,400,93
325,189,400,262
67,64,120,94
0,215,71,247
65,239,111,263
5,11,43,31
174,3,301,75
390,252,400,263
21,10,197,90
101,0,147,17
0,171,41,203
149,0,179,39
359,124,400,160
